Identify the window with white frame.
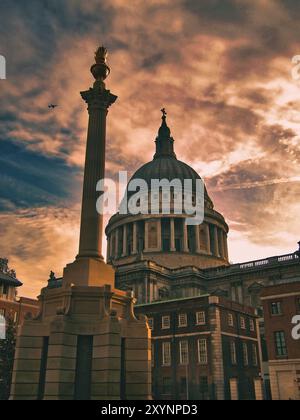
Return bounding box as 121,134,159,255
148,317,154,330
228,313,234,327
178,313,187,327
196,311,206,325
243,342,249,366
197,338,208,365
240,316,246,329
271,302,282,316
162,342,171,366
250,319,255,332
162,315,170,329
252,344,258,366
179,340,189,365
230,341,237,365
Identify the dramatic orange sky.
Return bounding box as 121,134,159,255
0,0,300,298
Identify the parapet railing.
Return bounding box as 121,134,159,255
212,252,299,274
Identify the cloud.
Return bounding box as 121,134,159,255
1,0,300,295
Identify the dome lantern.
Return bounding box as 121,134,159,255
154,108,177,159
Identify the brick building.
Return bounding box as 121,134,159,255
0,258,39,326
261,282,300,400
135,295,263,400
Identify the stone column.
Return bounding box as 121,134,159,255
183,220,189,252
78,59,117,261
106,236,111,261
62,46,117,288
213,226,220,257
205,223,211,254
132,222,137,254
122,224,127,257
144,221,149,252
218,229,224,258
157,219,162,251
170,218,176,251
115,228,119,258
224,233,229,260
195,225,201,253
109,232,114,258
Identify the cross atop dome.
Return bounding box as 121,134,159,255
154,108,176,159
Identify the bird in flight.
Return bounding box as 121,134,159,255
48,104,58,109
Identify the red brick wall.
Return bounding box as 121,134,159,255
261,283,300,360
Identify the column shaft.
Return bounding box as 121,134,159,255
115,228,119,257
144,221,149,252
183,220,189,252
132,222,137,254
205,223,211,254
78,108,107,259
224,232,229,260
157,219,162,251
213,226,220,257
170,218,176,251
195,225,201,253
122,224,127,257
218,229,225,258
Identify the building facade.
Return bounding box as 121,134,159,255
106,115,300,311
135,295,263,400
261,282,300,400
0,258,39,326
105,111,300,400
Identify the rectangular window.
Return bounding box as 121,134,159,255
250,319,255,332
180,377,187,394
242,342,249,366
162,342,171,366
196,311,206,325
230,341,237,365
162,315,170,329
228,313,234,327
178,313,187,327
252,344,258,366
179,340,189,365
197,338,208,365
0,308,5,317
274,331,287,357
148,317,153,330
240,316,246,330
162,377,172,394
199,377,209,399
271,302,282,315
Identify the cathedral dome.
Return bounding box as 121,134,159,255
105,109,229,275
128,157,213,207
126,109,213,207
